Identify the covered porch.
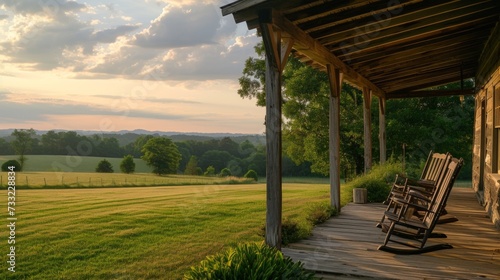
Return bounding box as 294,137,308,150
283,187,500,279
221,0,500,249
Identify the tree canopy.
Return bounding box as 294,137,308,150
11,128,36,170
141,137,182,175
238,41,474,179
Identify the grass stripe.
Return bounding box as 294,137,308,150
0,183,330,279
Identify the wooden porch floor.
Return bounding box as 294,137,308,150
282,188,500,279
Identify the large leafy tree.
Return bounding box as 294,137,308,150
141,137,181,175
11,128,36,170
238,42,365,176
238,42,474,178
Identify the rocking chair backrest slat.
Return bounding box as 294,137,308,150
419,150,434,179
422,158,463,228
421,152,449,183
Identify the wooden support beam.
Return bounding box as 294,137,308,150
363,87,372,173
327,64,343,212
379,97,386,164
270,10,385,98
260,15,283,250
386,88,475,99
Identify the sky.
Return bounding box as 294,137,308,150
0,0,265,134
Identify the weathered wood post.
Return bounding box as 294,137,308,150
363,87,372,173
258,10,293,250
379,96,387,164
327,65,343,213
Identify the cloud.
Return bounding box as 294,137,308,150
1,0,259,81
132,5,220,48
0,14,8,20
91,24,141,43
0,11,140,70
0,0,87,16
0,92,191,125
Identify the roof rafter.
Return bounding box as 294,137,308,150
268,9,385,98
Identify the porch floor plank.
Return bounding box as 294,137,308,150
282,188,500,279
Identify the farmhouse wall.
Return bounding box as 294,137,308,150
472,23,500,228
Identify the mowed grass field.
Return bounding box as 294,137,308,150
0,183,331,279
0,155,153,173
0,172,251,188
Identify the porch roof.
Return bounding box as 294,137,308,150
222,0,499,98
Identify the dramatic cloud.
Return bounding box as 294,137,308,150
0,0,258,80
0,0,87,16
133,5,220,48
0,1,266,133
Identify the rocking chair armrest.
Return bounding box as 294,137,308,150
407,190,432,202
391,197,429,212
406,185,434,196
407,180,435,190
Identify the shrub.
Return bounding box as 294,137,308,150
243,169,258,181
342,161,403,204
281,218,311,246
1,160,21,172
204,166,215,176
184,242,316,280
219,168,231,177
120,155,135,174
96,159,114,173
260,202,337,246
307,201,337,225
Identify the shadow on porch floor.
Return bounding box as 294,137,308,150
282,188,500,279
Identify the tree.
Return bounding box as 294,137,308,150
204,166,216,176
219,168,232,177
238,42,366,175
96,159,114,173
11,128,36,170
199,150,234,173
237,42,475,179
41,130,62,154
120,155,136,174
0,139,13,155
141,137,181,175
184,156,200,175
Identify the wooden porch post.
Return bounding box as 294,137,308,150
259,11,293,249
327,64,343,212
363,87,372,173
379,97,387,164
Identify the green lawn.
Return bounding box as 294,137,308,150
0,183,331,279
0,155,153,173
0,172,251,188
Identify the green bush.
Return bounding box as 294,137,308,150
184,242,316,280
96,159,114,173
243,169,258,181
260,202,337,246
120,155,135,174
307,201,337,225
281,218,311,246
1,160,21,172
204,166,215,176
219,168,231,177
342,161,403,205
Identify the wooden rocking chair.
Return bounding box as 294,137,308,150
377,152,452,227
377,157,463,254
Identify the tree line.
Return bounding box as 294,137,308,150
0,129,319,177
